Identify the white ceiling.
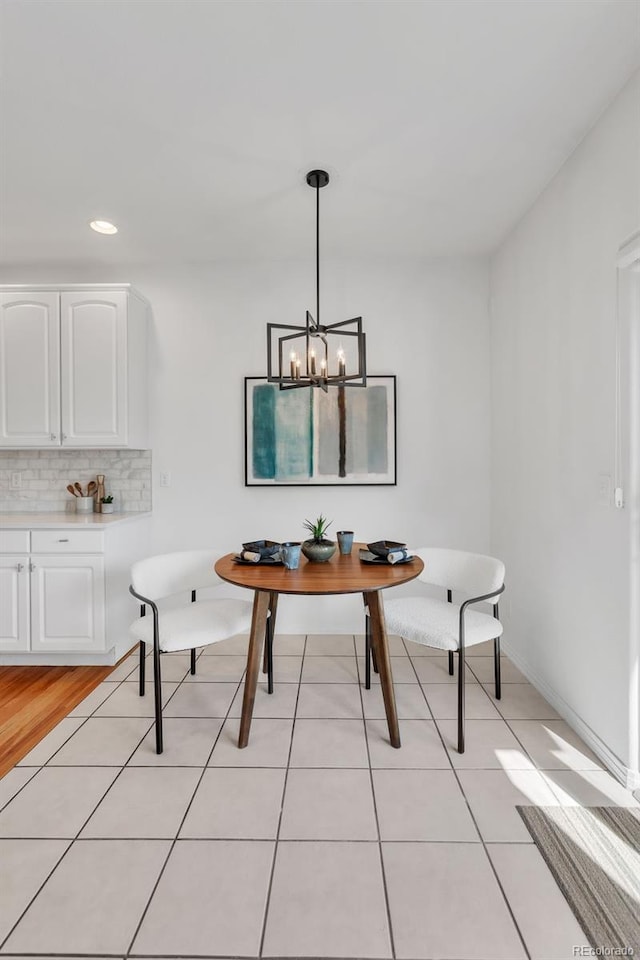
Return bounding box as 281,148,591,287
1,0,638,266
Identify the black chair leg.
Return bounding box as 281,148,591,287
189,590,197,677
365,613,371,690
266,616,274,695
371,632,379,674
139,641,146,695
447,590,454,677
457,646,465,754
494,636,501,700
153,644,163,755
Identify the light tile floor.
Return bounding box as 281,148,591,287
1,632,637,960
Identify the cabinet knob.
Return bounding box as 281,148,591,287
16,562,24,572
29,561,36,572
57,538,69,542
61,433,67,441
50,433,57,441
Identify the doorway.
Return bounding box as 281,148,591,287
617,231,640,789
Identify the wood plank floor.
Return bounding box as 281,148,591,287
0,661,121,777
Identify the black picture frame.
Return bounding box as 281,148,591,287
244,375,397,487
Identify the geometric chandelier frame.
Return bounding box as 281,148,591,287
266,169,367,392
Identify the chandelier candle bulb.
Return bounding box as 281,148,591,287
309,350,317,376
290,352,297,379
338,349,346,377
295,359,301,379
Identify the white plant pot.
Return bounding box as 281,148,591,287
101,503,114,514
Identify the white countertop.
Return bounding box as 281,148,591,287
0,512,151,529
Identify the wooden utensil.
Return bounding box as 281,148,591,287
74,482,84,496
66,484,79,497
87,480,97,497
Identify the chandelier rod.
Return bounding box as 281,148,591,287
266,169,366,390
315,177,320,328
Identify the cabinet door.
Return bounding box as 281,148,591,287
60,291,128,446
30,556,105,652
0,293,61,447
0,557,30,651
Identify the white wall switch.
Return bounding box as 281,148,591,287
10,471,22,489
597,474,612,507
159,471,171,488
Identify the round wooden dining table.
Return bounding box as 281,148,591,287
215,544,424,749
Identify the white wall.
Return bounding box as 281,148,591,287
1,258,492,632
490,72,640,783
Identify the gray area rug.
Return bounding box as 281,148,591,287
517,806,640,953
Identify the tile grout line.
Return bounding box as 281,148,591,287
358,631,397,960
0,717,150,953
122,648,247,959
2,648,200,950
0,833,549,844
257,632,307,959
15,708,95,771
0,648,161,952
0,835,73,954
0,766,40,814
404,642,534,960
0,638,607,960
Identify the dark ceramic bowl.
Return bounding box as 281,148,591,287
242,539,281,559
367,540,406,558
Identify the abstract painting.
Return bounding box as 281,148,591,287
244,376,396,486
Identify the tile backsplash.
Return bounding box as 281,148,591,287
0,449,152,513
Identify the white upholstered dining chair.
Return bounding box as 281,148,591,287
373,548,505,753
129,549,264,754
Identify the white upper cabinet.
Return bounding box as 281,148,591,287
0,292,61,446
0,285,148,448
60,291,128,446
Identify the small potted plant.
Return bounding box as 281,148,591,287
301,514,336,563
100,495,115,514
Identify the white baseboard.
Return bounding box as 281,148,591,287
0,649,118,667
115,640,137,662
502,638,640,791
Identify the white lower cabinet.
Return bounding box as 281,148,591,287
0,556,30,652
30,556,105,653
0,554,104,654
0,517,150,664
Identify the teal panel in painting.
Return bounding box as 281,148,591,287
367,385,388,473
275,388,312,480
252,385,276,479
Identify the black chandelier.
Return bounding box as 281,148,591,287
266,170,367,392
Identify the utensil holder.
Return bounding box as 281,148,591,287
95,474,105,512
76,497,94,513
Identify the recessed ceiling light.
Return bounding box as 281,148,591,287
89,220,118,235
